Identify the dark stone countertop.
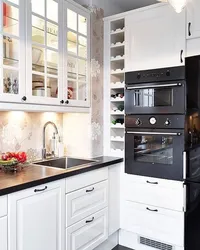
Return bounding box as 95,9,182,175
0,156,123,196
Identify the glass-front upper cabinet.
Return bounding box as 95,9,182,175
0,0,26,102
26,0,61,105
64,1,90,107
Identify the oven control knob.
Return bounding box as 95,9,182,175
135,118,141,126
149,117,157,125
165,119,171,126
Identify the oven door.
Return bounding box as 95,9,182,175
125,81,185,114
125,129,184,181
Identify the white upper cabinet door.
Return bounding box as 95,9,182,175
63,1,90,107
26,0,62,105
8,180,65,250
126,4,186,72
0,217,7,250
187,0,200,39
0,0,26,103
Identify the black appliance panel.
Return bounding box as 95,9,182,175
125,115,185,129
186,146,200,181
125,81,186,114
125,128,184,181
126,66,185,84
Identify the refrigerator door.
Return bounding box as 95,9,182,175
185,181,200,250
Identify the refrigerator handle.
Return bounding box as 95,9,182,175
183,183,187,212
183,151,187,179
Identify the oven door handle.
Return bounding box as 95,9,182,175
126,131,182,136
126,83,182,90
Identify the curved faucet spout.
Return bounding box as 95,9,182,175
42,121,59,159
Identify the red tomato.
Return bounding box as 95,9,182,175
1,154,8,161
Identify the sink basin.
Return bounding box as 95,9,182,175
34,157,97,169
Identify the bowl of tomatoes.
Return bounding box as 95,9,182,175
0,152,27,172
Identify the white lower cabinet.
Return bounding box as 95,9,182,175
121,201,184,247
0,216,7,250
66,181,108,227
66,208,108,250
8,180,65,250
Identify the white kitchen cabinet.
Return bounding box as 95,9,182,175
66,208,108,250
126,4,186,71
108,163,121,236
66,180,108,227
0,216,7,250
0,0,26,103
8,180,65,250
121,201,184,247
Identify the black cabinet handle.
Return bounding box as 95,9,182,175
146,207,158,212
34,186,47,192
65,100,69,104
188,22,191,36
180,50,183,63
86,217,94,223
146,181,158,185
22,96,27,101
86,187,94,193
60,100,64,104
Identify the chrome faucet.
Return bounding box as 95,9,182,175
42,121,59,160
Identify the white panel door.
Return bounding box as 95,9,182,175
0,217,7,250
187,0,200,39
66,180,108,227
8,180,65,250
67,208,108,250
126,4,186,71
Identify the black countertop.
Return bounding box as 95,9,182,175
0,156,123,196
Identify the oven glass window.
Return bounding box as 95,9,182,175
134,135,173,165
134,88,172,107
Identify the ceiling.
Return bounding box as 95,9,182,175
74,0,158,16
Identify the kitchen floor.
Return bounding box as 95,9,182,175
112,245,133,250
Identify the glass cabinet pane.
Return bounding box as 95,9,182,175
47,50,58,75
8,0,19,4
68,80,77,100
47,22,58,49
31,0,45,16
68,56,77,80
67,31,77,55
3,4,19,36
67,9,77,31
32,16,45,44
47,77,58,98
78,15,87,35
32,46,44,73
3,37,19,67
78,82,86,100
78,36,87,58
78,59,86,81
47,0,58,23
32,74,45,97
3,69,19,94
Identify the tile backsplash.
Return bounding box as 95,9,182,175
0,111,63,162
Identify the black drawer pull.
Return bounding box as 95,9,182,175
34,186,47,192
188,22,191,36
146,181,158,185
146,207,158,212
180,50,183,63
86,187,94,193
86,217,94,223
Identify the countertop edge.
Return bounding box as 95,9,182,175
0,157,123,196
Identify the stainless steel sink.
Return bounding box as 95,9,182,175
34,157,97,169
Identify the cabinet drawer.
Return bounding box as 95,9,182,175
0,196,7,217
121,201,184,247
66,168,108,193
66,208,108,250
66,180,108,227
0,216,7,250
124,175,184,211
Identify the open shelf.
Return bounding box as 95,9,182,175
111,136,124,142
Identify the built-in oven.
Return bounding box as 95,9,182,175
125,115,185,181
125,66,186,115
